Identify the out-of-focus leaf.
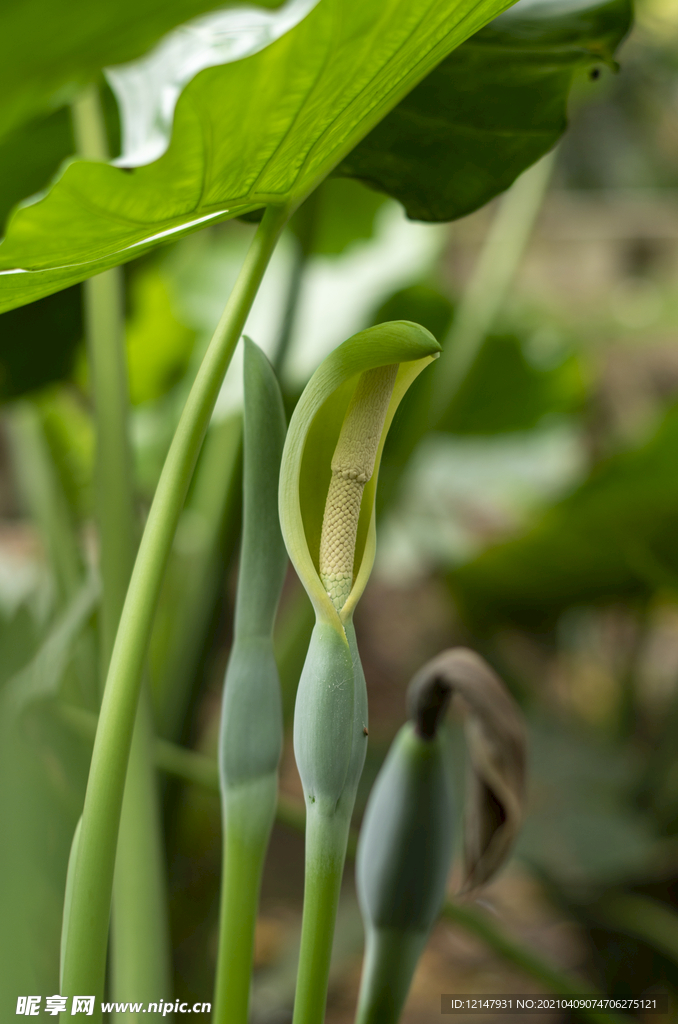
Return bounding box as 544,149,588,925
107,0,319,168
0,288,82,399
516,719,659,885
0,580,98,1013
337,0,633,221
0,110,74,232
0,0,514,313
2,577,99,714
292,178,388,258
0,0,284,143
124,266,196,405
442,332,585,434
451,403,678,628
38,388,95,521
376,307,584,516
372,283,455,345
409,647,526,890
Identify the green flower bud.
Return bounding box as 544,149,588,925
355,677,454,1024
355,648,527,1024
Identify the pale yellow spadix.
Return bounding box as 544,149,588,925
319,363,398,611
279,321,441,633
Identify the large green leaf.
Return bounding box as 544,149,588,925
0,0,284,144
336,0,633,221
0,0,514,315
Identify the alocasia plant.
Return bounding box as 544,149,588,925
0,0,634,1017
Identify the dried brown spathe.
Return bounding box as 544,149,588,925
408,647,526,893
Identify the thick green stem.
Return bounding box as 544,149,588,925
72,84,171,1020
60,203,289,1014
214,776,278,1022
293,808,352,1024
354,929,426,1024
54,709,635,1024
213,340,288,1024
110,696,172,1022
81,266,137,669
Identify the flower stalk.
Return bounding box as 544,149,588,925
279,322,441,1024
214,339,288,1024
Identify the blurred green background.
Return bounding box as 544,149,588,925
2,0,678,1019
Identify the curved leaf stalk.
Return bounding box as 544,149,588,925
430,151,554,424
60,202,289,1016
71,85,172,1021
273,189,320,376
152,413,243,740
58,703,631,1024
214,340,288,1024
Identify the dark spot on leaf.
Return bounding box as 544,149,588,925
590,67,601,80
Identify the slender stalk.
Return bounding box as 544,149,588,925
214,340,288,1024
274,190,318,375
60,198,289,1013
215,775,278,1021
54,711,632,1024
293,809,353,1024
430,152,555,423
72,84,171,1020
152,414,243,740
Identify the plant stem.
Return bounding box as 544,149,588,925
293,808,352,1024
54,711,631,1024
214,775,278,1022
430,152,554,424
60,192,289,1012
72,84,171,1020
274,190,318,375
152,413,243,740
213,339,288,1024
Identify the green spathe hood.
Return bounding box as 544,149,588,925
279,320,440,633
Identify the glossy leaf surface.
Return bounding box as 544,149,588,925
0,0,513,314
0,0,283,143
337,0,633,220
